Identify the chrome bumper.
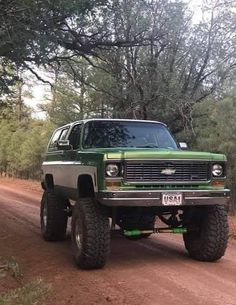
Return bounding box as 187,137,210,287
97,189,230,207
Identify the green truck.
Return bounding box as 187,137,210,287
40,119,230,269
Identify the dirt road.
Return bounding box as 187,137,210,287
0,179,236,305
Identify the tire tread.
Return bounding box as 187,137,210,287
40,190,68,241
184,205,228,262
71,198,110,269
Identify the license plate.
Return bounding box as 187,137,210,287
162,193,183,206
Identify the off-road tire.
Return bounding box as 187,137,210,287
183,205,228,262
40,190,68,241
71,198,110,269
120,215,156,240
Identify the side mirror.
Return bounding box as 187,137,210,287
179,142,188,150
57,140,72,151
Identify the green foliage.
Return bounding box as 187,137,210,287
0,60,18,95
39,0,236,134
43,75,87,126
0,0,104,63
0,119,54,179
0,257,50,305
0,122,11,174
186,94,236,212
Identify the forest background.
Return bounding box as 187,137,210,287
1,0,236,212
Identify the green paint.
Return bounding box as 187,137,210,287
124,230,143,236
106,149,225,161
124,228,187,236
172,228,187,233
43,119,227,192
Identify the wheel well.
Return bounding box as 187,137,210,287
45,174,54,189
78,175,95,198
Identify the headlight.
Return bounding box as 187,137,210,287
212,164,223,177
106,164,119,177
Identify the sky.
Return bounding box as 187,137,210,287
24,0,203,119
190,0,203,23
25,84,50,118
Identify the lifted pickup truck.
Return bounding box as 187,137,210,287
40,119,230,269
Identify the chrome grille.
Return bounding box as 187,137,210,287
125,161,211,183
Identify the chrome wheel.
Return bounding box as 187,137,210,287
43,202,48,227
75,221,82,249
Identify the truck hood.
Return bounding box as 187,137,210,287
89,148,226,161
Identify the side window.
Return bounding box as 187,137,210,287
68,124,82,150
60,128,69,140
48,129,62,151
48,127,69,151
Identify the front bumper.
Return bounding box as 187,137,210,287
96,189,230,207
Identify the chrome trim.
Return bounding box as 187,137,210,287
122,159,221,161
99,189,228,194
123,180,212,185
82,118,167,126
46,151,64,155
42,161,82,165
105,159,124,161
96,189,230,207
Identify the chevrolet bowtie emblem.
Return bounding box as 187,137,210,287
161,168,176,175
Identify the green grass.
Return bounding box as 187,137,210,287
0,278,51,305
0,257,51,305
0,257,23,279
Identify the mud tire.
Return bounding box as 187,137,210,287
183,205,228,262
40,190,68,241
71,198,110,269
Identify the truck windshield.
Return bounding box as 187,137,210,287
83,121,178,150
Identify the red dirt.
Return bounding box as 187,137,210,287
0,178,236,305
229,216,236,239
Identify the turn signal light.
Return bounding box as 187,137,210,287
211,180,225,187
106,181,121,190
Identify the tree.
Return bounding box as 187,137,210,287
189,88,236,213
43,0,236,134
0,76,32,122
0,118,54,179
0,0,153,93
20,121,54,179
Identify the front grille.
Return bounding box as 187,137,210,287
125,160,211,183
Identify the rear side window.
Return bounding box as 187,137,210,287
68,124,82,149
60,128,69,140
48,127,69,151
48,129,62,151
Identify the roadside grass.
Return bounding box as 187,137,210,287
0,257,51,305
0,278,50,305
0,257,23,280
